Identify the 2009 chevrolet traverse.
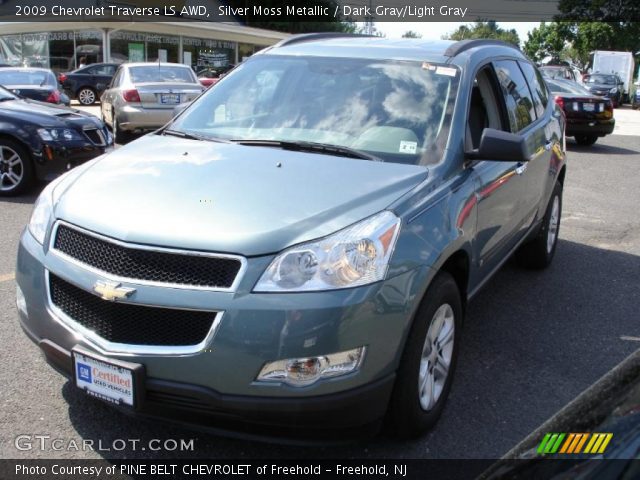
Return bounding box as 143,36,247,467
17,35,566,440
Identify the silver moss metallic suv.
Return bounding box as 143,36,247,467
17,35,566,440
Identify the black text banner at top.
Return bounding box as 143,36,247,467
1,0,639,22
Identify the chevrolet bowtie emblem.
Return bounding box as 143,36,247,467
93,280,135,302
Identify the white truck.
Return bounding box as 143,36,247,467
592,51,635,103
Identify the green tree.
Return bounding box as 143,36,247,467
443,21,520,47
556,0,640,53
523,22,573,63
402,30,422,39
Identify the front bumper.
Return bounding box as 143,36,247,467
31,140,112,182
17,226,431,438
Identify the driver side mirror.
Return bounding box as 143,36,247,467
466,128,530,163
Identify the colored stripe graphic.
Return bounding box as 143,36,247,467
539,433,613,455
559,433,575,453
597,433,613,454
574,433,589,453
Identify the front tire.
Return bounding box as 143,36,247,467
0,139,34,196
385,272,462,438
515,181,563,269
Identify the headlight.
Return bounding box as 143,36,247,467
28,189,53,245
609,87,618,94
37,128,82,142
28,174,66,244
254,211,400,292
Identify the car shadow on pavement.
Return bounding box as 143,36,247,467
567,141,639,155
60,239,639,460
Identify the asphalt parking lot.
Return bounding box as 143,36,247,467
0,106,638,460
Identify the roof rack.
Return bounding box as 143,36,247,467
274,33,373,48
444,39,520,57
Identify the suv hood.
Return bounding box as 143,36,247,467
55,135,427,256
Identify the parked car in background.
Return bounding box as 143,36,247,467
18,36,567,440
196,65,235,88
0,85,112,195
59,63,119,105
632,82,640,110
539,65,579,83
100,62,203,143
0,67,70,106
592,50,634,103
547,78,614,146
583,73,624,107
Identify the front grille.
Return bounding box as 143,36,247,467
49,274,215,347
53,224,242,289
83,128,106,146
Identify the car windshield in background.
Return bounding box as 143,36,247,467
0,70,55,86
171,55,457,165
0,86,16,101
547,80,592,95
129,66,196,84
586,74,616,85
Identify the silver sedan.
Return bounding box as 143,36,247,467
100,62,203,143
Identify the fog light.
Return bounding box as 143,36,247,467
257,347,366,387
16,285,27,316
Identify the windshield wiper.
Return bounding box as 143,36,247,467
160,129,230,143
229,139,381,161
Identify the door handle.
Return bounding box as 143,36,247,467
515,163,527,175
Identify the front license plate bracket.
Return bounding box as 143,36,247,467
72,347,145,410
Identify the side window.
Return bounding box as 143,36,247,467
518,61,548,117
110,68,123,88
466,67,504,150
492,60,536,132
83,66,99,75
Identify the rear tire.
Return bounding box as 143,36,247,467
385,272,462,439
515,181,562,269
575,135,598,146
112,113,130,145
77,87,97,106
0,139,34,197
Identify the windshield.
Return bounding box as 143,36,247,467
0,70,56,87
586,74,616,85
129,66,197,84
547,80,592,95
540,67,571,80
170,55,458,165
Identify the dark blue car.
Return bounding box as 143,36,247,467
59,63,118,105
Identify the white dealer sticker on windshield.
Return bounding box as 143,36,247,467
436,66,457,77
399,141,417,154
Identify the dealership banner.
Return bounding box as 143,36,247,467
0,0,639,22
3,459,640,479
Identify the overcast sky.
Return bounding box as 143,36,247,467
374,22,540,45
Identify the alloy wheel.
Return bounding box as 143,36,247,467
0,145,24,192
418,303,455,411
547,195,560,254
78,88,96,105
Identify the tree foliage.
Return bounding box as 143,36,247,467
443,21,520,46
402,31,422,39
